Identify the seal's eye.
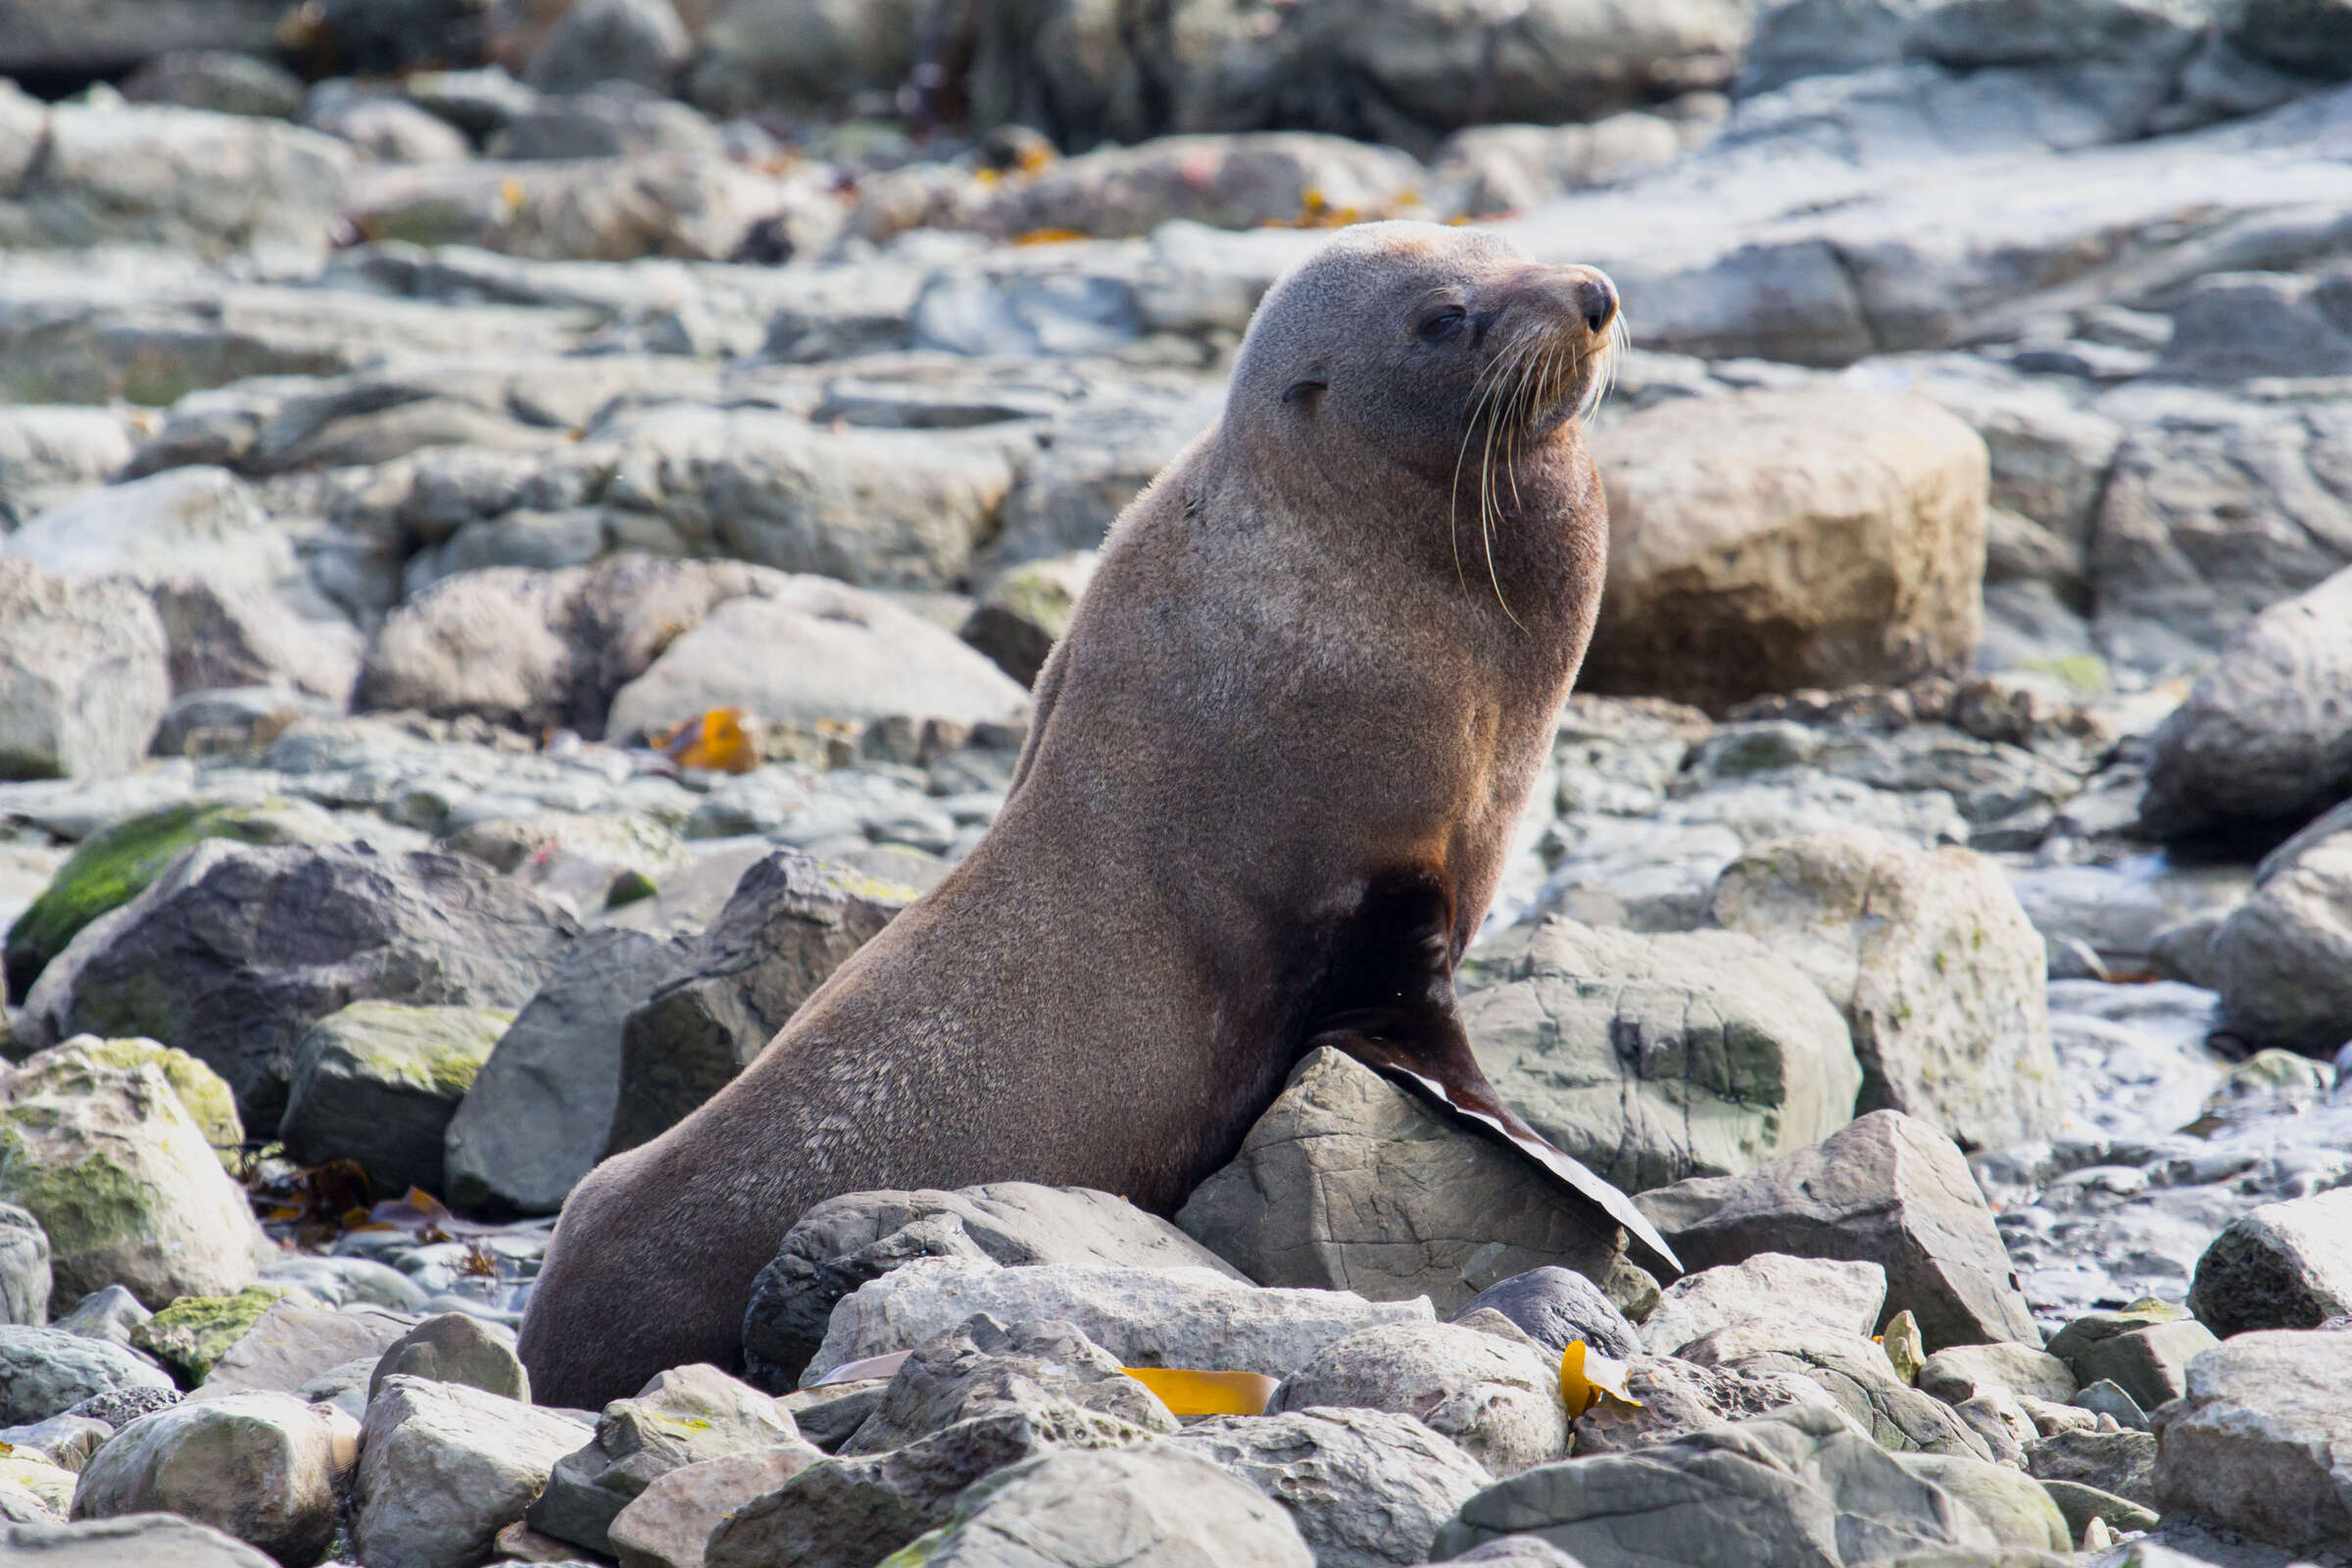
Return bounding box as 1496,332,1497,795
1417,307,1466,344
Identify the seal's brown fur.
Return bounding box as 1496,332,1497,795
519,221,1650,1408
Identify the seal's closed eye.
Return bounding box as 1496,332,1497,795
1417,307,1467,343
1282,377,1328,405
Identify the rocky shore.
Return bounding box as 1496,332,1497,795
5,0,2352,1565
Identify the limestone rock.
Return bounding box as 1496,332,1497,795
0,562,171,783
2152,1329,2352,1553
0,1329,175,1426
746,1183,1243,1390
70,1392,340,1567
369,1314,529,1403
529,1363,796,1556
841,1314,1175,1455
1642,1254,1888,1356
1635,1110,2041,1350
17,841,579,1129
352,1376,589,1568
2190,1188,2352,1337
801,1258,1432,1388
1174,1048,1625,1318
1170,1408,1489,1567
608,852,915,1152
1710,829,2060,1152
1450,1267,1641,1360
1581,389,1987,712
1271,1321,1567,1478
1459,918,1863,1192
444,928,698,1217
0,1049,260,1309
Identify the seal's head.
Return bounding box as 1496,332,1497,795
1231,220,1622,482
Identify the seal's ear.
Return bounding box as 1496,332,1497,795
1281,372,1328,407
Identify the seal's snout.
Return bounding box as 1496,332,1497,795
1571,270,1618,336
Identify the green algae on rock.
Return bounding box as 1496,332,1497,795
278,1002,514,1198
130,1286,287,1386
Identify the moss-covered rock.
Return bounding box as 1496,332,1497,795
36,1037,245,1173
129,1286,286,1387
0,1048,260,1309
2,798,352,1002
958,552,1097,686
278,1002,513,1198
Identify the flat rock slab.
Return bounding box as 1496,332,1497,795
2153,1328,2352,1554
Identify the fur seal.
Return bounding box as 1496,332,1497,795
519,220,1675,1409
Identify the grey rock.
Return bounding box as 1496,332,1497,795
530,1362,796,1556
1918,1343,2077,1405
145,581,363,706
2152,1328,2352,1552
1567,1352,1841,1458
0,1513,276,1567
60,1387,179,1433
608,852,915,1152
1456,918,1861,1195
306,91,472,164
2027,1426,2157,1508
776,1380,884,1452
1432,111,1694,217
70,1392,340,1567
1641,1255,1887,1356
17,841,579,1128
0,561,171,783
606,1443,827,1568
2067,1320,2220,1414
743,1182,1244,1391
120,50,304,120
1709,829,2063,1152
2139,564,2352,840
1170,1408,1492,1568
2157,270,2352,382
1271,1321,1567,1478
1431,1405,2003,1565
841,1314,1175,1455
687,0,923,116
1174,1049,1625,1319
1636,1110,2041,1350
2072,1380,2149,1430
368,1313,529,1403
1451,1267,1641,1360
2227,0,2352,79
1889,1450,2073,1554
0,1206,50,1327
2209,831,2352,1055
525,0,692,95
0,406,137,530
0,1411,109,1472
2037,1476,2159,1542
0,1328,174,1426
703,1404,1159,1568
444,928,697,1217
803,1258,1432,1389
489,86,721,162
194,1301,414,1399
2189,1188,2352,1336
1449,1541,1591,1568
353,1376,589,1568
960,552,1096,687
827,1443,1312,1568
972,133,1425,241
278,1002,513,1197
1679,1322,1994,1459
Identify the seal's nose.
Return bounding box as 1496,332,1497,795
1573,270,1618,336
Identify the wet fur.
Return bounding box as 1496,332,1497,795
519,222,1621,1408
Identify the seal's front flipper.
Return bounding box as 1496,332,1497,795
1314,1019,1684,1278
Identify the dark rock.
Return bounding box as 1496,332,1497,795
121,50,305,119
444,928,698,1217
51,1288,152,1353
742,1183,1244,1393
1450,1267,1640,1360
488,84,721,161
524,0,691,94
368,1312,528,1403
2072,1380,2148,1430
63,1384,181,1432
1635,1110,2041,1351
2027,1425,2157,1508
2189,1188,2352,1337
17,842,579,1128
2227,0,2352,79
607,851,915,1152
278,1001,513,1197
2066,1320,2220,1413
840,1314,1175,1455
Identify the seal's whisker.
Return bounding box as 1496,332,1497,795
1450,337,1526,592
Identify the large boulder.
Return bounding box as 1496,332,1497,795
352,1377,589,1568
606,852,917,1153
743,1182,1244,1391
1173,1048,1625,1317
1271,1320,1568,1477
0,1204,49,1327
830,1445,1312,1568
70,1393,342,1567
0,101,352,258
0,1513,278,1566
525,0,693,93
194,1299,415,1399
2137,565,2352,841
606,1445,825,1568
1430,1406,2007,1565
0,561,171,782
1580,389,1988,713
1459,917,1862,1193
801,1258,1433,1387
0,1327,175,1426
0,1047,259,1309
17,842,579,1128
1709,829,2063,1152
1677,1322,1992,1459
2206,829,2352,1054
1635,1110,2041,1351
2187,1189,2352,1338
443,928,698,1217
2152,1329,2352,1554
278,1003,513,1198
4,799,355,1003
